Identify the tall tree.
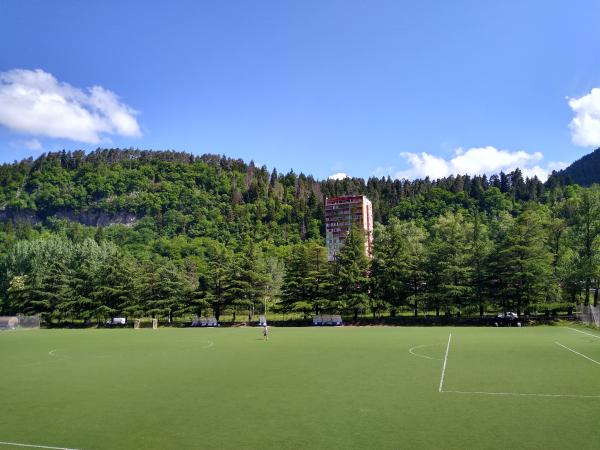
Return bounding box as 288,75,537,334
493,207,554,314
93,251,138,322
333,225,370,320
372,219,427,316
468,211,492,316
200,242,233,320
570,187,600,305
426,212,472,316
228,243,268,321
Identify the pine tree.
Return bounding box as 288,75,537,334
304,243,332,315
468,211,492,316
372,219,427,316
333,225,370,320
29,258,72,323
280,244,309,313
93,252,137,322
201,243,233,321
426,212,472,316
494,207,553,314
144,260,186,322
228,243,268,321
571,187,600,305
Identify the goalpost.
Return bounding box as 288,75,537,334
152,318,158,329
134,319,141,329
0,315,40,330
577,304,600,327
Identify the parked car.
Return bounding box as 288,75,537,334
496,312,518,319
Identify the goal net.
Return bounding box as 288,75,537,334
0,315,40,330
576,304,600,328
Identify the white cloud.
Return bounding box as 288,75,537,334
546,161,569,172
569,88,600,147
10,138,43,151
329,172,349,180
0,69,141,144
374,146,561,181
397,152,450,180
24,138,42,150
372,166,394,178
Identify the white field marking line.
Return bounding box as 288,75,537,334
555,341,600,366
408,343,443,361
438,333,452,393
566,327,600,339
441,390,600,399
438,337,600,399
201,340,214,349
0,441,79,450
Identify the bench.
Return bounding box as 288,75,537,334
191,317,218,327
312,315,343,326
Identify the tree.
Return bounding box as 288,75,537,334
372,219,427,316
143,259,186,322
28,257,72,323
93,251,138,322
280,244,310,313
281,243,331,316
263,256,284,314
6,275,30,316
570,187,600,305
228,243,268,321
304,243,332,315
200,242,233,321
333,225,370,320
492,207,553,314
468,211,492,316
426,212,472,316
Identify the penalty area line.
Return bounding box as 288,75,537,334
0,441,79,450
566,327,600,340
555,341,600,366
438,333,452,393
441,390,600,399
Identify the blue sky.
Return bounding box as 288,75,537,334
1,0,600,180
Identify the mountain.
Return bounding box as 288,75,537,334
0,149,550,243
551,147,600,187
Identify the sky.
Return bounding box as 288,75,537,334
1,0,600,181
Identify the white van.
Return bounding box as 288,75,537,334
106,317,127,326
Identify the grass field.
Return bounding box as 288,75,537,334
2,325,600,450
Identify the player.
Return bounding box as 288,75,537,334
262,324,269,341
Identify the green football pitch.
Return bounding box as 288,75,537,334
2,325,600,450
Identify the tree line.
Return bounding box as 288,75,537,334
1,185,599,322
0,149,599,322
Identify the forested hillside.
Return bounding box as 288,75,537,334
550,147,600,186
0,148,598,323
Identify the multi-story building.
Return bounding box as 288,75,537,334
324,195,373,261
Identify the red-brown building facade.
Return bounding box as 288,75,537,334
325,195,373,261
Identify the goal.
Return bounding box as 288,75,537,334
152,318,158,329
0,315,40,330
577,304,600,327
134,319,141,329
